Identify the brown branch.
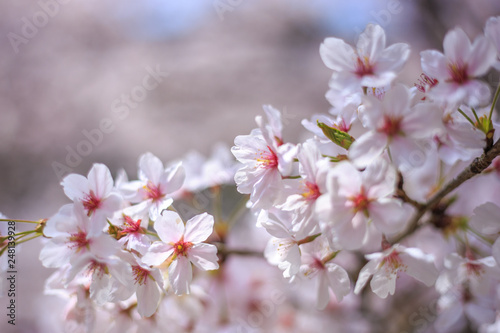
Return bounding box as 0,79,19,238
391,138,500,244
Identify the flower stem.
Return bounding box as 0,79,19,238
457,108,475,127
0,219,39,224
489,81,500,121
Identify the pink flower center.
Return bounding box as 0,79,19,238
381,250,406,273
132,265,150,285
311,257,325,270
121,215,143,234
82,190,102,216
334,118,351,133
173,238,193,257
448,62,468,84
354,56,374,77
301,181,321,201
86,260,106,279
379,115,403,137
67,230,89,252
256,146,279,169
415,73,438,95
350,189,371,213
144,182,164,202
465,261,485,277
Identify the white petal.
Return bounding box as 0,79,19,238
160,161,185,194
136,279,161,317
354,259,379,294
470,202,500,234
492,239,500,267
169,256,192,295
141,243,174,266
443,27,471,63
348,131,387,168
400,248,438,286
187,243,219,271
61,174,88,201
320,37,356,72
316,270,330,310
325,263,350,302
154,211,184,244
370,269,396,298
184,212,214,243
88,163,113,198
139,152,164,184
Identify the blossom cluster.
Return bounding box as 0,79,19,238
2,16,500,333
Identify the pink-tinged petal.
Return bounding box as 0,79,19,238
420,50,449,80
149,197,174,220
486,17,500,50
141,243,174,266
377,42,410,73
98,192,123,216
184,213,214,243
107,258,133,288
89,234,119,258
87,163,113,198
470,202,500,234
188,243,219,271
357,24,386,61
154,211,184,244
468,35,497,76
462,80,492,106
354,259,379,294
389,137,426,168
169,256,192,295
402,103,443,138
160,161,185,193
370,269,396,298
428,81,468,105
400,248,438,286
61,174,88,201
260,216,291,239
330,161,362,195
281,244,301,278
316,270,330,310
65,253,93,285
39,241,72,268
320,37,356,72
434,303,464,333
492,239,500,267
362,158,394,197
337,213,367,250
251,169,283,209
136,280,161,318
43,204,77,237
325,263,350,302
262,104,283,139
383,84,410,117
348,131,387,168
139,152,164,184
443,27,471,63
369,200,406,235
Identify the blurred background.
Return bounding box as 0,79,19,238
0,0,499,331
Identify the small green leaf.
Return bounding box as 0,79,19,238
317,121,355,150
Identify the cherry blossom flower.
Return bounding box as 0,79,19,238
320,24,410,94
61,163,123,223
141,211,219,295
279,140,331,231
421,27,497,106
109,205,151,255
40,203,118,269
316,159,409,250
298,236,350,310
348,84,442,168
125,254,165,317
120,152,185,220
354,244,438,298
232,105,297,209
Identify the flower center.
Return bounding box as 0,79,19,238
379,115,403,137
121,215,143,234
256,146,279,169
132,265,150,285
447,62,468,84
82,190,102,216
381,250,406,273
86,260,106,279
301,181,321,201
350,189,371,214
354,56,374,77
67,230,90,252
465,261,485,277
144,182,164,201
173,239,193,257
